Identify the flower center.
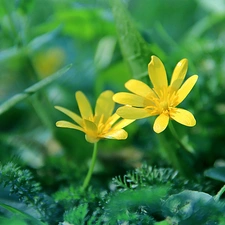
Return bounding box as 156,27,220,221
160,100,168,111
144,87,179,116
94,114,111,135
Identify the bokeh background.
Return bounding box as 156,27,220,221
1,0,225,188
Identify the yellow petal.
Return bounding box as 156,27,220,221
85,135,99,143
75,91,93,120
83,119,98,137
56,120,84,132
170,58,188,90
113,92,145,107
55,106,82,126
171,108,196,126
125,79,155,97
176,75,198,104
112,119,135,130
148,56,168,89
101,129,128,140
107,113,120,126
153,113,169,133
116,106,150,119
95,90,114,122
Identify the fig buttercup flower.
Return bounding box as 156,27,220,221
113,55,198,133
55,90,134,143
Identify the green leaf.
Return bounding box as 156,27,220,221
63,203,88,225
185,13,225,40
27,26,62,52
107,186,169,218
94,36,117,70
0,203,46,225
0,63,72,115
163,190,224,224
204,167,225,183
109,0,152,78
0,46,22,62
0,216,27,225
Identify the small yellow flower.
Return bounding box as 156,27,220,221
113,56,198,133
55,90,134,143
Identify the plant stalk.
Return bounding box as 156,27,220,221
214,184,225,201
81,142,98,191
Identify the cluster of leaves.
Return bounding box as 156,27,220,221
1,0,225,224
1,161,225,224
52,164,225,224
0,162,62,224
112,164,207,191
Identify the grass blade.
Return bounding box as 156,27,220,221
0,64,72,115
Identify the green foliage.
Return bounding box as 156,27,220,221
0,162,41,201
63,203,88,225
1,0,225,224
106,186,168,224
112,164,213,194
0,203,47,225
0,216,28,225
109,0,153,78
0,64,72,115
205,166,225,183
163,190,225,224
0,162,62,224
54,186,96,209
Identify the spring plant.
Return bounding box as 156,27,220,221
1,0,225,224
55,90,134,191
113,56,198,133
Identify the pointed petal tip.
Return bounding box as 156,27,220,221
171,108,196,127
54,105,61,110
148,55,168,88
179,58,188,64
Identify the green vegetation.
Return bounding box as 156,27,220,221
1,0,225,224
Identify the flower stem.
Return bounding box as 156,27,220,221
81,142,98,191
167,121,195,177
168,122,194,153
158,131,185,176
214,184,225,201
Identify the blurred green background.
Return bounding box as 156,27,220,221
1,0,225,188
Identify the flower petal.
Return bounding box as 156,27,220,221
107,113,120,126
112,119,135,130
113,92,145,107
148,56,168,89
170,58,188,90
75,91,93,120
153,113,169,133
56,120,84,132
101,129,128,140
176,75,198,104
116,106,150,119
55,106,82,126
83,119,98,137
125,79,155,97
171,108,196,127
95,90,114,122
85,135,99,143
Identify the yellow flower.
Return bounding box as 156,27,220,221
55,90,134,143
113,56,198,133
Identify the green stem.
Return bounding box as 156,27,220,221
81,142,98,191
158,132,185,176
168,122,194,153
214,184,225,201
